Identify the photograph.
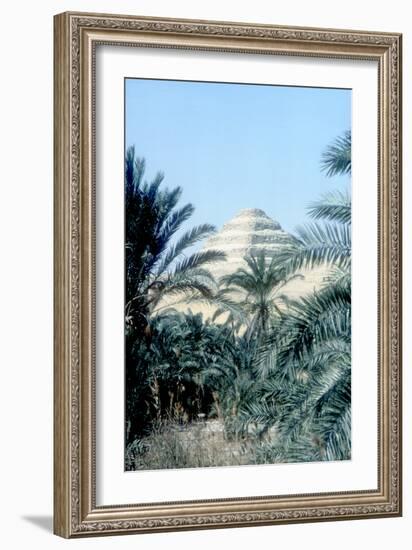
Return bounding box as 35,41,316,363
124,78,352,471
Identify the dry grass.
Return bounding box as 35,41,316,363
125,419,265,470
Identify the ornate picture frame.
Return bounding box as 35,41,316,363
53,11,402,538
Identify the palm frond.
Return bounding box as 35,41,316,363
157,186,181,218
156,203,195,246
323,405,351,461
307,190,351,224
321,265,351,287
173,249,226,276
278,221,351,274
259,279,351,371
238,400,280,431
156,224,217,275
321,130,351,177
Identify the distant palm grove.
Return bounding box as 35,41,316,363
125,131,351,470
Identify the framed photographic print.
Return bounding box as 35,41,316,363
53,11,402,538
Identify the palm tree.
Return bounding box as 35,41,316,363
125,145,226,335
247,272,351,462
140,312,219,422
200,332,259,439
276,128,351,276
237,130,352,463
217,250,301,337
125,146,226,442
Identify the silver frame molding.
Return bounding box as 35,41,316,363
54,11,402,538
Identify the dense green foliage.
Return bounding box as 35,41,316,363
125,147,226,441
125,132,351,469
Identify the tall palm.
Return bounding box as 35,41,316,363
240,130,353,462
125,145,226,334
278,127,351,277
218,250,301,337
247,273,351,461
125,146,226,442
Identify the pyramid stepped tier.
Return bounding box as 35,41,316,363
201,208,299,282
153,208,333,319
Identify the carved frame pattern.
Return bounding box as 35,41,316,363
54,12,402,538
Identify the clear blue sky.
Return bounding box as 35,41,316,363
125,78,351,236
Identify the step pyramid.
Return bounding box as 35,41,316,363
155,208,331,319
201,208,297,281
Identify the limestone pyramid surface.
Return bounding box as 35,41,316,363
155,208,331,318
201,208,296,281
